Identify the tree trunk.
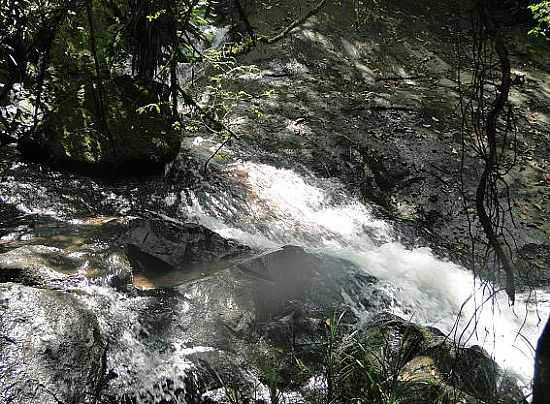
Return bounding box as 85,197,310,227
533,315,550,404
85,0,115,156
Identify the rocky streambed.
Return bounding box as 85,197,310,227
0,144,541,403
2,0,550,402
0,214,528,404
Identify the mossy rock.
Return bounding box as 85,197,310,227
342,313,435,370
394,380,484,404
336,313,526,404
21,75,180,175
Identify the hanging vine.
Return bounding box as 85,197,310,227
458,0,519,303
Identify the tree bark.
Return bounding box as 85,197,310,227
533,315,550,404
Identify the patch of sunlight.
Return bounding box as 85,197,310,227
354,62,376,84
301,29,335,52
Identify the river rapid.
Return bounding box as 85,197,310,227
1,143,548,396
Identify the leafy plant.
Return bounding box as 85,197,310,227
529,1,550,38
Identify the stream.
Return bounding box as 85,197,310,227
1,143,549,401
184,159,550,386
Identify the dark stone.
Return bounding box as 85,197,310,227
124,218,251,269
0,283,106,404
342,312,527,404
518,243,550,288
122,218,252,287
0,202,22,227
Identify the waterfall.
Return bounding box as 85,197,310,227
1,145,547,395
181,159,549,387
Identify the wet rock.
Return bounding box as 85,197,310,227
170,246,380,345
126,244,178,277
0,283,106,404
125,218,251,267
101,375,203,404
0,202,22,227
172,247,382,391
433,345,499,399
123,218,252,287
164,149,205,187
122,246,357,350
0,245,85,288
399,350,526,404
0,212,129,256
95,245,382,403
236,245,379,323
394,381,484,404
337,313,527,404
85,248,134,290
518,242,550,288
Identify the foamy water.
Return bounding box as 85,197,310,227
182,160,549,387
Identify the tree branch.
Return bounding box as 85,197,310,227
260,0,329,44
176,86,240,173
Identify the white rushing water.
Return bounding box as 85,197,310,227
182,160,550,388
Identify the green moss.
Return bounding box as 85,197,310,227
40,75,180,171
230,35,256,56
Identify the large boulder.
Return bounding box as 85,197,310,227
124,218,251,268
122,218,252,288
19,75,181,175
0,283,106,404
336,312,527,404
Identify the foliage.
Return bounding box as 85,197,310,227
211,312,518,404
0,0,228,168
529,1,550,37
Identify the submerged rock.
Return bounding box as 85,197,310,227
93,244,383,403
0,283,106,404
131,244,382,351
